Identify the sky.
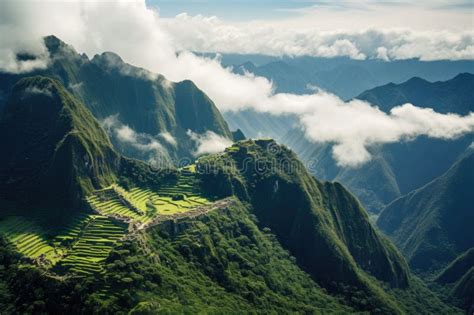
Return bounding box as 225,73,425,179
147,0,474,22
0,0,473,166
151,0,474,27
148,0,305,20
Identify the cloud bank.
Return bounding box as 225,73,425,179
162,12,474,61
1,0,473,167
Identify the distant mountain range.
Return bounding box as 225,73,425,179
227,55,474,99
221,55,474,140
357,73,474,115
282,73,474,213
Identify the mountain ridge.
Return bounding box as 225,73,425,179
377,148,474,272
0,35,236,164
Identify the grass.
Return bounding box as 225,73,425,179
87,166,211,222
0,212,127,275
0,165,213,276
0,216,58,263
58,215,127,275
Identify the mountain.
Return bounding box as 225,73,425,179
229,55,474,100
377,149,474,272
223,55,474,143
357,73,474,115
0,89,458,313
194,140,462,313
0,76,119,214
436,248,474,285
435,248,474,312
0,36,236,164
281,74,474,213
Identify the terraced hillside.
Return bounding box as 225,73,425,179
57,215,127,275
0,166,215,276
0,216,58,264
87,166,211,226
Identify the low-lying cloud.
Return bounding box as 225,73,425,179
294,96,474,166
23,86,52,98
1,0,473,167
159,132,177,147
102,115,168,165
187,130,233,156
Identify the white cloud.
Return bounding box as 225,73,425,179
23,86,52,98
1,0,473,167
159,132,177,147
187,130,233,156
294,96,474,166
102,115,165,156
161,14,474,61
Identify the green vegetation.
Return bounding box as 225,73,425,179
0,76,119,214
0,200,460,314
0,201,358,313
0,211,127,276
197,140,416,313
0,216,57,263
0,166,211,277
88,166,211,224
378,150,474,272
433,248,474,311
57,215,127,275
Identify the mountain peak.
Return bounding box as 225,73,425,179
43,35,77,57
91,51,124,66
404,76,429,85
452,72,474,81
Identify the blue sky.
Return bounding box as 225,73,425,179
146,0,321,20
147,0,474,20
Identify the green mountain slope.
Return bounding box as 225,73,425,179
436,248,474,284
377,149,474,272
0,76,119,213
435,248,474,312
196,140,413,312
0,36,235,163
451,267,474,312
0,205,353,314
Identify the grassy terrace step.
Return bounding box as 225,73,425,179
58,215,127,276
87,167,212,223
0,216,56,261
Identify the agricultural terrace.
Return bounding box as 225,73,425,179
0,211,128,275
87,165,210,225
0,165,213,276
